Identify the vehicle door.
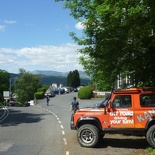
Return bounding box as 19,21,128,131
135,93,155,128
108,95,134,128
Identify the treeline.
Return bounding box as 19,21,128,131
10,73,90,87
0,69,90,105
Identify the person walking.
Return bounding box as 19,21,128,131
70,97,79,113
46,95,50,106
70,97,79,123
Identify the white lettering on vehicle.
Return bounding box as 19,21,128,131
110,110,134,125
137,108,155,122
120,111,133,116
110,120,121,124
123,119,134,124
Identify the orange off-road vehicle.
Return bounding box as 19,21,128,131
70,87,155,148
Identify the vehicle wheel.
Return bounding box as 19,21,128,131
77,124,99,148
146,125,155,148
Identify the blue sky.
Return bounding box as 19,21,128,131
0,0,84,73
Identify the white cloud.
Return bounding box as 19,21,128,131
4,20,16,24
0,25,5,31
0,43,84,73
0,20,16,31
75,22,85,30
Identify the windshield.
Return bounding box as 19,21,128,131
96,99,108,108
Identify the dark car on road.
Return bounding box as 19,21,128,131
44,90,55,97
53,88,65,94
8,98,16,106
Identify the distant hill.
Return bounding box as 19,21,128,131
31,70,67,76
10,70,90,86
31,70,90,79
40,75,90,86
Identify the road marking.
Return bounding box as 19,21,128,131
38,105,70,155
0,107,9,123
63,138,67,145
62,130,65,135
0,143,13,151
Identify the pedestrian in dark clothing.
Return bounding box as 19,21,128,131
70,97,79,123
46,95,49,106
70,97,79,113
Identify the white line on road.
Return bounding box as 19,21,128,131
60,125,64,129
38,105,70,155
62,130,65,135
0,107,9,123
63,138,67,145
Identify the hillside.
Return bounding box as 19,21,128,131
40,75,90,86
31,70,90,79
10,72,90,87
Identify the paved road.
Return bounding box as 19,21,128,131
0,92,148,155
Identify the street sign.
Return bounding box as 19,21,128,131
3,91,10,99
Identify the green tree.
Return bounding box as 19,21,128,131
15,69,42,104
67,69,80,88
67,71,72,86
0,70,10,102
73,69,80,87
56,0,155,88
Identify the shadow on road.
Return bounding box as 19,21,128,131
0,107,52,127
96,136,149,149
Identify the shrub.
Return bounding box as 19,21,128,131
34,92,44,99
37,87,46,93
16,102,24,107
0,102,4,106
78,86,93,99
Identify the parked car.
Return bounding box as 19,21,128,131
44,90,55,97
71,87,155,148
66,87,74,92
73,88,78,92
53,88,65,94
8,98,16,106
76,86,83,91
62,87,69,93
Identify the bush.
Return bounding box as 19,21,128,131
37,87,46,93
34,92,44,99
78,86,93,99
16,102,24,107
0,101,4,106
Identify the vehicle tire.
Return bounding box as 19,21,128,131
146,125,155,148
77,124,99,148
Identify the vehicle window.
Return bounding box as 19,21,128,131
140,94,155,107
96,99,108,108
112,95,131,108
